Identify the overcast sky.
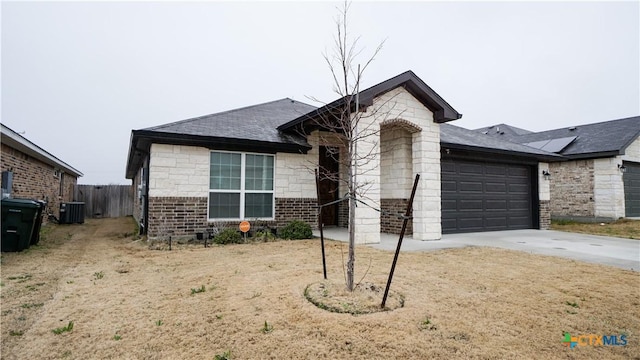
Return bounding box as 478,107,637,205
2,1,638,185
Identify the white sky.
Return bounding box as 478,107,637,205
2,1,639,185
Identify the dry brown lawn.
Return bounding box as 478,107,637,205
1,217,638,360
552,218,640,240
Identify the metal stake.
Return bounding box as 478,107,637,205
381,174,420,308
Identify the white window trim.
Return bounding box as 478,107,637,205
207,150,275,221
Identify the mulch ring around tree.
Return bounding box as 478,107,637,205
304,280,404,315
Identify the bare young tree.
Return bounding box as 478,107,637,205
310,1,386,291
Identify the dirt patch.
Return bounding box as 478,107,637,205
1,217,639,359
304,281,404,314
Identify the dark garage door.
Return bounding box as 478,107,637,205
442,158,534,234
623,161,640,217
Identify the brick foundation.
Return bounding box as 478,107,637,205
381,198,413,235
147,196,319,238
275,198,317,228
539,200,551,229
147,196,208,238
1,143,77,222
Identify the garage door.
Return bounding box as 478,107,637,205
623,161,640,217
442,158,534,234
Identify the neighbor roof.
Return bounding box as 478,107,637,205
495,116,640,159
441,124,563,162
475,123,533,137
278,70,462,132
126,98,316,179
1,123,83,177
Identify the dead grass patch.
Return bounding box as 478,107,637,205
552,218,640,239
1,217,638,359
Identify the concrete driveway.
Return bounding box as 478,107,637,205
314,228,640,271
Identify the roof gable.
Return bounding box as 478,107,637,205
278,70,462,132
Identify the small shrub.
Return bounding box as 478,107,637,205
155,319,163,326
191,285,206,295
113,334,122,341
93,271,104,280
213,228,243,245
261,321,273,334
9,330,23,336
214,350,232,360
52,321,74,335
565,301,579,308
253,230,275,242
279,220,312,240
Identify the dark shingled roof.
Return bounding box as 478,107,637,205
498,116,640,159
143,98,316,146
126,98,317,179
474,123,533,137
441,124,563,161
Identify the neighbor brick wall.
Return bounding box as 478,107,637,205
381,198,413,235
1,143,78,221
549,160,595,217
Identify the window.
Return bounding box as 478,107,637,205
209,151,274,220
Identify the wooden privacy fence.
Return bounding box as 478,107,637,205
73,185,133,218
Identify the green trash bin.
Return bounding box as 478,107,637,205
30,200,47,246
1,198,40,252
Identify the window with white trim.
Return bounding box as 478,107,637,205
209,151,274,220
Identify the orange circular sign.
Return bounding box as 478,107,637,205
239,221,250,233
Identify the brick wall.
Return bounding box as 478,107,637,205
147,196,208,238
147,196,318,238
539,200,551,229
275,198,317,228
381,198,413,235
549,160,595,217
1,143,78,221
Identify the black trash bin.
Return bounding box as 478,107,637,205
30,200,47,246
1,198,40,252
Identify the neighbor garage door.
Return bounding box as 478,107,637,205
623,161,640,217
442,158,534,234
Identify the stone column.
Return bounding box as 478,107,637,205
353,115,381,244
411,124,441,240
538,162,551,229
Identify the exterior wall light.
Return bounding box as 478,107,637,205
542,170,551,180
618,164,627,173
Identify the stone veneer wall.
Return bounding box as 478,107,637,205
1,143,77,222
380,198,413,235
131,166,142,226
549,160,595,217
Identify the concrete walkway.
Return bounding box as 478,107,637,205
313,228,640,271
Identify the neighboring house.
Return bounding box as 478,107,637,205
1,123,83,220
126,71,560,242
476,116,640,220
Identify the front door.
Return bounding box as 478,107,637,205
319,146,339,226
